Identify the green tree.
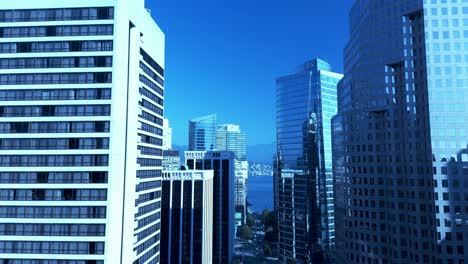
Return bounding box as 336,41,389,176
263,243,272,256
238,225,253,240
246,213,255,228
263,210,278,243
233,259,241,264
260,208,270,225
263,211,277,230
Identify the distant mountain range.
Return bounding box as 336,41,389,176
172,143,276,165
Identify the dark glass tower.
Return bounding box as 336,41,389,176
333,0,468,263
160,170,213,264
275,58,342,263
185,151,235,264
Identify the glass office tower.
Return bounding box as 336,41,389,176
216,124,247,161
333,0,468,263
0,1,165,263
188,114,217,151
275,58,342,263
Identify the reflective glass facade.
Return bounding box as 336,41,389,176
275,58,342,263
188,114,217,151
424,1,468,262
216,124,247,161
333,0,468,263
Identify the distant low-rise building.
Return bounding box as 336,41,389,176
248,162,273,176
163,149,180,171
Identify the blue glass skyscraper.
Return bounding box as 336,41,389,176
333,0,468,263
275,58,342,263
188,114,216,151
216,124,247,161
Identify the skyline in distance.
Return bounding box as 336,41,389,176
148,0,353,145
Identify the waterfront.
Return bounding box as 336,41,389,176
247,175,273,213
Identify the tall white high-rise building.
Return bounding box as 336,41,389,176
216,124,248,227
233,160,248,227
162,118,172,150
0,1,165,263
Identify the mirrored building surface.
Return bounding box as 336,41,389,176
333,0,468,263
275,58,342,263
189,114,216,151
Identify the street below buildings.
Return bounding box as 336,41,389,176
234,214,278,264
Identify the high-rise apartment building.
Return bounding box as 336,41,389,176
233,160,248,227
188,114,216,151
275,58,342,263
216,124,248,226
160,170,213,264
333,1,468,263
0,1,165,263
162,118,172,151
185,151,235,264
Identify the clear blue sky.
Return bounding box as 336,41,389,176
146,0,353,145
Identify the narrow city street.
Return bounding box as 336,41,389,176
235,214,278,264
